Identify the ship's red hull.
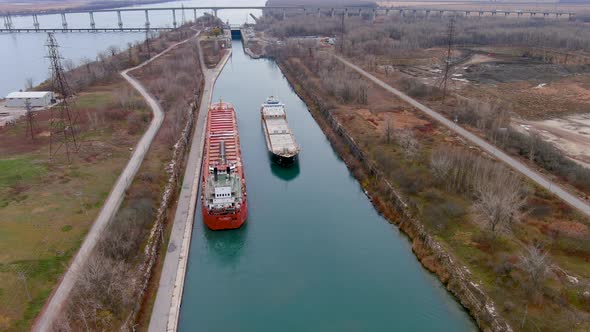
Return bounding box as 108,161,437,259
201,101,248,230
201,197,248,230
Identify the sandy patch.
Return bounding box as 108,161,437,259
358,108,430,135
514,114,590,168
462,54,497,67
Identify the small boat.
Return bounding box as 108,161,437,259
260,96,300,167
201,100,248,230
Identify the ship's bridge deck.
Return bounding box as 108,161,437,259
262,104,286,118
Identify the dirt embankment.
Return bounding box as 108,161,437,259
277,58,511,332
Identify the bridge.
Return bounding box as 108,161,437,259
0,5,575,33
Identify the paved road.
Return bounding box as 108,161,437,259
148,40,232,332
335,55,590,217
32,34,200,332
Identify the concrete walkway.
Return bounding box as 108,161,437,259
148,44,232,332
32,33,200,332
335,55,590,217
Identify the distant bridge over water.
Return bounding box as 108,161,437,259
0,5,576,33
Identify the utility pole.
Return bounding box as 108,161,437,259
440,17,455,103
46,32,80,162
145,30,152,59
341,12,345,52
24,98,37,141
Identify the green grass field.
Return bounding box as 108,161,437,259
0,82,148,331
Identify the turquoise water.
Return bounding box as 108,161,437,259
178,40,477,331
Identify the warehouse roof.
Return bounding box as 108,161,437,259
5,91,52,99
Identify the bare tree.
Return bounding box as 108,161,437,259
395,128,419,160
127,42,135,65
24,77,33,90
518,244,550,297
472,163,526,235
385,120,393,144
108,46,120,57
527,131,542,161
357,81,368,105
17,270,31,301
430,148,453,182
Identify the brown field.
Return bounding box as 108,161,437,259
365,42,590,172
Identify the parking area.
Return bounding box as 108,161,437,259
0,99,54,127
0,100,27,127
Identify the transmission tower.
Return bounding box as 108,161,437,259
24,99,37,141
46,32,80,162
439,17,455,103
145,30,152,58
340,12,345,54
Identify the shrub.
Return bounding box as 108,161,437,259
103,108,129,122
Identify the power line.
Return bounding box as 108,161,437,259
341,12,345,53
46,32,80,163
145,30,152,58
440,17,455,103
24,98,37,142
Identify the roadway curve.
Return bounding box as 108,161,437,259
32,32,199,332
335,55,590,217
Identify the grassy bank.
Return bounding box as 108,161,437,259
0,26,200,331
55,24,206,331
0,82,149,331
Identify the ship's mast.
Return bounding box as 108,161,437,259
220,140,226,165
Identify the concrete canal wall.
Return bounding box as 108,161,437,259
148,46,232,332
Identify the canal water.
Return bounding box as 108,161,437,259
178,40,477,331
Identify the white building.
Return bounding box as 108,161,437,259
5,91,54,108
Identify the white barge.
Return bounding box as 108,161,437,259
260,96,300,167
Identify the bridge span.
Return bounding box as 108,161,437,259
1,5,575,33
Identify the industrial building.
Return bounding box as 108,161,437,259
4,91,54,108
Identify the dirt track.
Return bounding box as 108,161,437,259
31,33,199,332
336,54,590,217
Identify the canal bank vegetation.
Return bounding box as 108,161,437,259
0,50,147,332
272,39,590,330
52,22,208,331
199,19,230,68
0,24,203,331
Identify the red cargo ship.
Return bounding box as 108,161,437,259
201,100,248,230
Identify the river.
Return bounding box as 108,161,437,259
177,40,477,331
0,0,264,96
